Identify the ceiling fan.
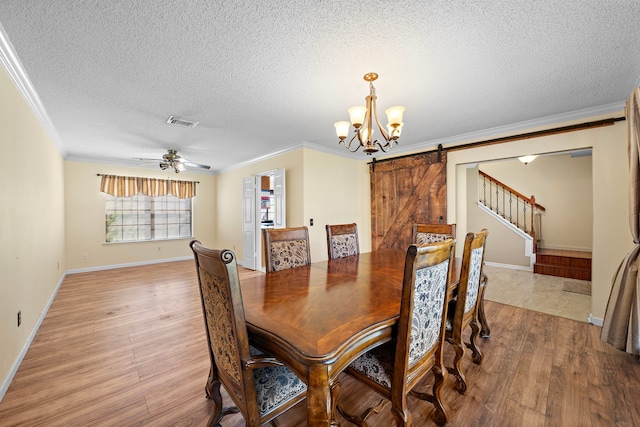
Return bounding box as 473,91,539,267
135,149,211,173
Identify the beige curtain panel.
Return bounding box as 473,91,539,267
99,174,196,199
601,87,640,356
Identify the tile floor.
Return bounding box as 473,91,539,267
482,264,592,323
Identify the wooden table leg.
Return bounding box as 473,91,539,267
308,364,339,427
478,272,491,338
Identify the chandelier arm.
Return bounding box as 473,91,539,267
343,133,362,152
366,95,374,144
370,96,391,142
376,140,393,152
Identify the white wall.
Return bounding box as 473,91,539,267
64,161,216,271
302,149,371,260
447,117,631,321
478,153,593,251
466,165,532,267
215,149,305,261
0,64,66,398
214,148,371,264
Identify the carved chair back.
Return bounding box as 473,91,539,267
445,229,488,394
326,223,360,259
263,226,311,272
340,239,455,426
190,241,306,426
412,223,457,245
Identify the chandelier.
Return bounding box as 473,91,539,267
334,72,405,155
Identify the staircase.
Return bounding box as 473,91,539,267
533,248,592,280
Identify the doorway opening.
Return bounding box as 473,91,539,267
242,169,286,271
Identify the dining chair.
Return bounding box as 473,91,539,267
190,240,307,426
337,239,456,426
263,226,311,272
445,229,488,395
326,223,359,259
412,223,457,245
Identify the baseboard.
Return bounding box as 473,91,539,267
0,272,66,403
66,256,192,274
538,244,593,253
589,314,604,326
485,261,533,271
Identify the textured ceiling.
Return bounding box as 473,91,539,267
1,1,639,173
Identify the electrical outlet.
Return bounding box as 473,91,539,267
82,253,88,260
310,218,314,226
17,311,21,327
157,246,161,252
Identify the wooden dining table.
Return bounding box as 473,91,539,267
240,248,490,426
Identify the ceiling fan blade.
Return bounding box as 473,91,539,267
182,161,211,170
134,157,164,161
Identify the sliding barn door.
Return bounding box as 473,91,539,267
370,151,447,250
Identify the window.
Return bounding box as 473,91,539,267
105,194,192,243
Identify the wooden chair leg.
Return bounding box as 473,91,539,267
390,403,411,427
467,320,484,364
478,273,491,338
450,340,467,394
409,366,450,426
431,364,450,426
204,364,239,426
205,365,215,399
337,399,386,427
205,376,224,427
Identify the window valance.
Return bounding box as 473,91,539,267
98,174,197,199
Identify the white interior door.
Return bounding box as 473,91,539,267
244,169,285,271
242,176,256,269
273,168,286,229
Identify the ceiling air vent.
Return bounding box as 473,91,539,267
166,115,199,128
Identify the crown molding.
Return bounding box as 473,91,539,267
0,22,65,157
399,101,626,155
215,142,306,174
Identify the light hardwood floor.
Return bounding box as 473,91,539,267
0,260,638,426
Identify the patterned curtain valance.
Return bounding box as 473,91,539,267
99,174,197,199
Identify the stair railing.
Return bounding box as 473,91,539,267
478,170,546,248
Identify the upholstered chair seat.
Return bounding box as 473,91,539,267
249,346,307,416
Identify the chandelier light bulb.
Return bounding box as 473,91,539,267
385,106,405,126
348,106,367,127
334,121,350,140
